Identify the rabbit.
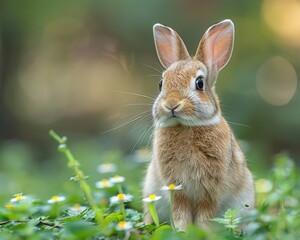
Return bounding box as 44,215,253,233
143,19,255,231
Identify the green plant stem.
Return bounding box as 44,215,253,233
49,130,105,226
169,191,175,229
120,201,126,219
53,204,60,219
148,202,159,227
280,200,287,231
117,183,123,194
116,183,125,218
229,214,233,234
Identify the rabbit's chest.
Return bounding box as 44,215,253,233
159,146,225,194
156,127,229,197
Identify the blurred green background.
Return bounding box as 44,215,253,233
0,0,299,205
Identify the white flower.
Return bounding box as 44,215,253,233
97,163,117,174
95,179,114,189
110,193,133,204
255,178,273,193
69,204,87,214
116,221,133,231
47,195,66,204
161,184,183,191
10,193,27,202
110,175,125,184
143,194,162,203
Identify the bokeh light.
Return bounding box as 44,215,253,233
5,19,134,125
256,56,297,106
262,0,300,47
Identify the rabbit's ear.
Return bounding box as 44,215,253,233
196,20,234,85
153,24,190,69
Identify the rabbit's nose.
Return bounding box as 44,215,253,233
165,103,180,111
162,98,182,113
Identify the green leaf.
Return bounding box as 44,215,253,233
61,221,99,239
148,202,160,227
105,212,122,223
211,218,230,224
151,229,184,240
185,225,211,239
154,224,172,234
125,209,142,222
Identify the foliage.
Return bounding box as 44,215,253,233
0,132,299,239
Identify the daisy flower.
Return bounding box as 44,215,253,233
161,184,183,229
110,193,133,204
10,193,27,202
143,194,161,227
161,183,183,191
95,179,114,189
143,194,162,203
97,163,117,174
116,221,133,231
69,204,87,214
110,175,125,184
47,195,66,204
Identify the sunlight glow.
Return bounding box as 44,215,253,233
262,0,300,47
256,56,297,106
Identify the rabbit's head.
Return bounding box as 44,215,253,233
152,20,234,127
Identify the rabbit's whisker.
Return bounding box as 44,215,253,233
140,63,162,74
130,121,153,155
118,109,151,121
114,90,155,100
227,121,249,128
146,124,155,148
147,74,161,78
100,110,151,135
153,61,164,72
129,113,152,134
121,103,153,108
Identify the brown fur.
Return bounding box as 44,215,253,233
144,20,255,231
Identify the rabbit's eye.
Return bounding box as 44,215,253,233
195,76,204,91
159,79,163,91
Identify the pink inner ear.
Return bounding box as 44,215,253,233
163,44,176,66
209,24,234,71
214,39,229,69
196,21,234,78
153,24,189,68
214,33,233,70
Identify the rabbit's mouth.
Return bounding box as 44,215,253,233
155,115,182,127
171,112,178,118
155,112,221,128
165,113,180,123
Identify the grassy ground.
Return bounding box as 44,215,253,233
0,131,299,239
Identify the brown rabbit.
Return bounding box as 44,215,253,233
143,20,255,231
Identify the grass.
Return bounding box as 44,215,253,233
0,130,299,239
